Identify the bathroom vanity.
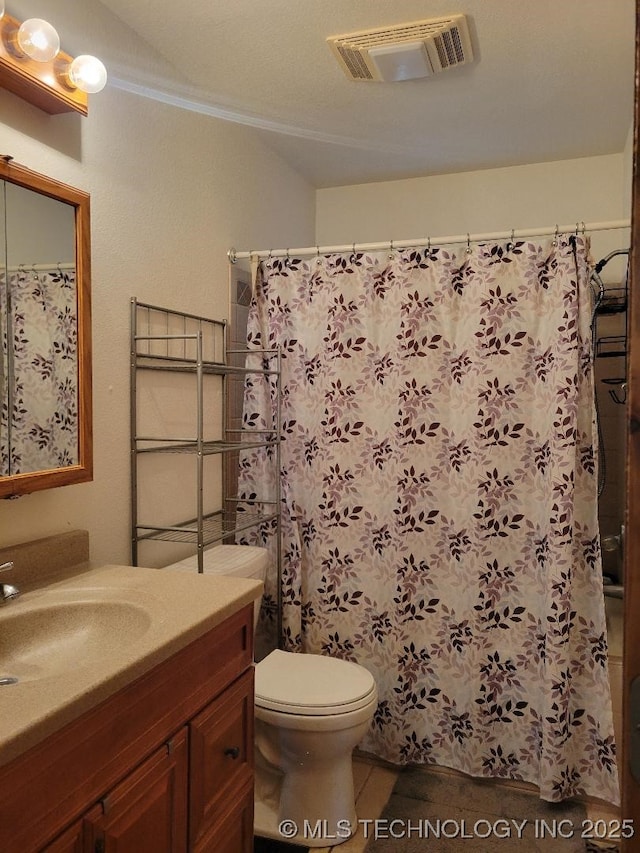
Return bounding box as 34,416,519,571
0,534,261,853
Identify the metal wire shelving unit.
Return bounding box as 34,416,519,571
130,298,281,580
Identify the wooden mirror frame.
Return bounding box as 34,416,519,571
0,158,92,498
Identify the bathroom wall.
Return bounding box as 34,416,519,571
316,152,631,263
0,22,315,566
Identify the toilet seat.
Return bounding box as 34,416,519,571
255,649,376,715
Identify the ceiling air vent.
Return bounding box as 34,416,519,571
327,15,474,82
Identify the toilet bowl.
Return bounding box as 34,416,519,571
163,547,378,847
254,649,378,847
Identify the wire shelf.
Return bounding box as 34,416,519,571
135,507,279,547
134,350,280,376
134,437,278,454
595,335,627,358
596,286,627,315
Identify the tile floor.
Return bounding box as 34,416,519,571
254,756,621,853
362,766,620,853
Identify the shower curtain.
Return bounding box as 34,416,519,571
0,267,78,475
238,235,619,804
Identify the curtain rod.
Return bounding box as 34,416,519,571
228,219,631,263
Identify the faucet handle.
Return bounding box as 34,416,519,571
0,561,14,573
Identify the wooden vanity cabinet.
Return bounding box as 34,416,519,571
43,731,189,853
43,822,83,853
0,604,255,853
82,728,189,853
189,669,254,851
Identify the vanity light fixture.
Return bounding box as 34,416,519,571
66,54,108,95
16,18,60,62
0,8,106,115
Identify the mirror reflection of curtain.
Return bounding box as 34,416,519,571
0,266,77,476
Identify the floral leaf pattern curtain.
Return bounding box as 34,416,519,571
239,236,619,804
0,267,78,475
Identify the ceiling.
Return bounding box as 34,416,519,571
9,0,638,188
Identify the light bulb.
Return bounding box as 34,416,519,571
17,19,60,62
68,55,107,93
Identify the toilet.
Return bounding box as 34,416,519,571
163,545,378,848
161,544,268,627
254,649,377,847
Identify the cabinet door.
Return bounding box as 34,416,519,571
191,785,253,853
83,729,188,853
44,820,83,853
189,669,254,851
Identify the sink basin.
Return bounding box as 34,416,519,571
0,589,153,683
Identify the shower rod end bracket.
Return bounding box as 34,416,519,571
227,247,237,264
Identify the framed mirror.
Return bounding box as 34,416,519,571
0,157,92,497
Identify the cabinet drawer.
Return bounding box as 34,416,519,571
189,668,254,849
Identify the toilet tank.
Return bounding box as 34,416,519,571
162,545,267,629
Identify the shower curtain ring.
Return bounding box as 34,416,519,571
427,236,431,252
389,240,395,259
466,233,472,254
553,225,559,247
316,246,322,265
507,229,515,251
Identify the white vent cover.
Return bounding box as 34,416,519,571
327,15,474,82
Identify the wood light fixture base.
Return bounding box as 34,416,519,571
0,13,88,115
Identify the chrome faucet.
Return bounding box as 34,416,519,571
0,562,19,604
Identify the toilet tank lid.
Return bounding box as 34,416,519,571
255,649,376,713
162,545,268,579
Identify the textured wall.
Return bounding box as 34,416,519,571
0,80,315,566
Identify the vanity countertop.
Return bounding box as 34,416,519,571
0,562,262,767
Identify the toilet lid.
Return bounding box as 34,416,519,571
254,649,376,715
